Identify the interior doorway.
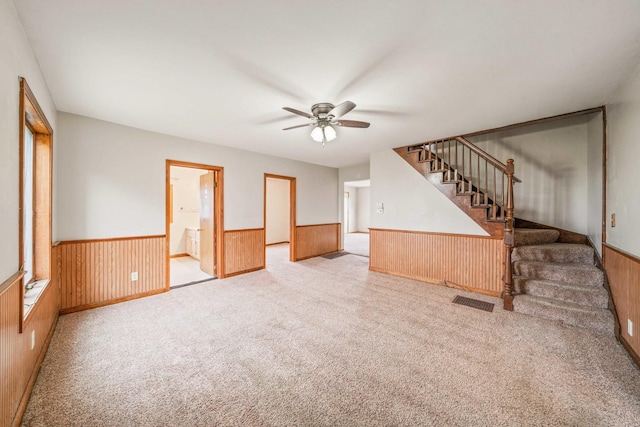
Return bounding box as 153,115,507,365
166,160,224,288
264,174,296,263
343,179,370,257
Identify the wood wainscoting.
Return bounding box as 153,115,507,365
604,244,640,365
295,223,341,261
224,228,265,277
370,228,504,296
1,260,59,427
58,235,166,314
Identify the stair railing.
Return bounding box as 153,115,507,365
408,136,517,310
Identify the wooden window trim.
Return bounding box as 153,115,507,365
19,77,53,332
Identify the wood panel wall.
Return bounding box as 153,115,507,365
1,253,59,427
224,228,265,276
58,235,166,314
370,228,504,296
604,244,640,363
295,223,341,261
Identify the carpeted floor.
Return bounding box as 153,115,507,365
22,245,640,426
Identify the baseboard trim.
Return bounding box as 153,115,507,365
223,266,265,278
620,336,640,370
12,313,58,427
170,253,189,258
369,266,501,298
59,289,167,315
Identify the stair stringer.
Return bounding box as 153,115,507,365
393,147,504,237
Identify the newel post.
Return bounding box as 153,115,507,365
502,159,515,311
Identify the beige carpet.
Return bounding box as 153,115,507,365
22,245,640,426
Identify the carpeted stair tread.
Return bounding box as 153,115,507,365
512,243,594,265
514,228,560,246
514,277,609,309
513,294,614,335
513,261,603,287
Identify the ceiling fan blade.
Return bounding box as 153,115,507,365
333,120,370,128
283,123,314,131
327,101,356,119
283,107,313,119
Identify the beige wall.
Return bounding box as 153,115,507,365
370,149,488,235
587,112,604,256
56,113,339,240
357,186,370,232
607,61,640,257
469,116,590,234
344,186,358,233
0,0,57,281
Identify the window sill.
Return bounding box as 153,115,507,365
23,278,50,320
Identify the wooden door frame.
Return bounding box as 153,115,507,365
264,174,296,263
166,160,225,289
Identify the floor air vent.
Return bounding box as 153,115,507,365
322,252,350,259
452,295,494,312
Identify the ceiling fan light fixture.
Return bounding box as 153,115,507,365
310,126,324,142
284,101,369,146
310,124,337,143
324,125,336,141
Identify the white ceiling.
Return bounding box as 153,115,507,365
14,0,640,168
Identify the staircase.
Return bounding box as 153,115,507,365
394,137,520,237
395,136,614,327
512,229,613,335
396,136,518,309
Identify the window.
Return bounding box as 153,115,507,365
19,78,53,327
22,125,34,285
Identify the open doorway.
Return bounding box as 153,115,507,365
264,174,296,264
343,179,370,257
166,160,224,288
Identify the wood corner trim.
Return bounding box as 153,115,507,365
0,271,26,297
58,234,166,245
368,227,500,240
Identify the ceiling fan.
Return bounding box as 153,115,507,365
282,101,370,146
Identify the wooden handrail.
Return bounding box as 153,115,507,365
408,137,522,183
455,137,522,182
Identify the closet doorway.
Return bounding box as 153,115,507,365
264,174,296,263
166,160,224,288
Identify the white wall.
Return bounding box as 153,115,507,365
607,61,640,257
587,112,603,256
170,167,206,255
266,178,290,244
344,186,358,233
370,150,488,235
469,117,589,233
56,113,338,240
357,187,370,232
0,0,57,281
